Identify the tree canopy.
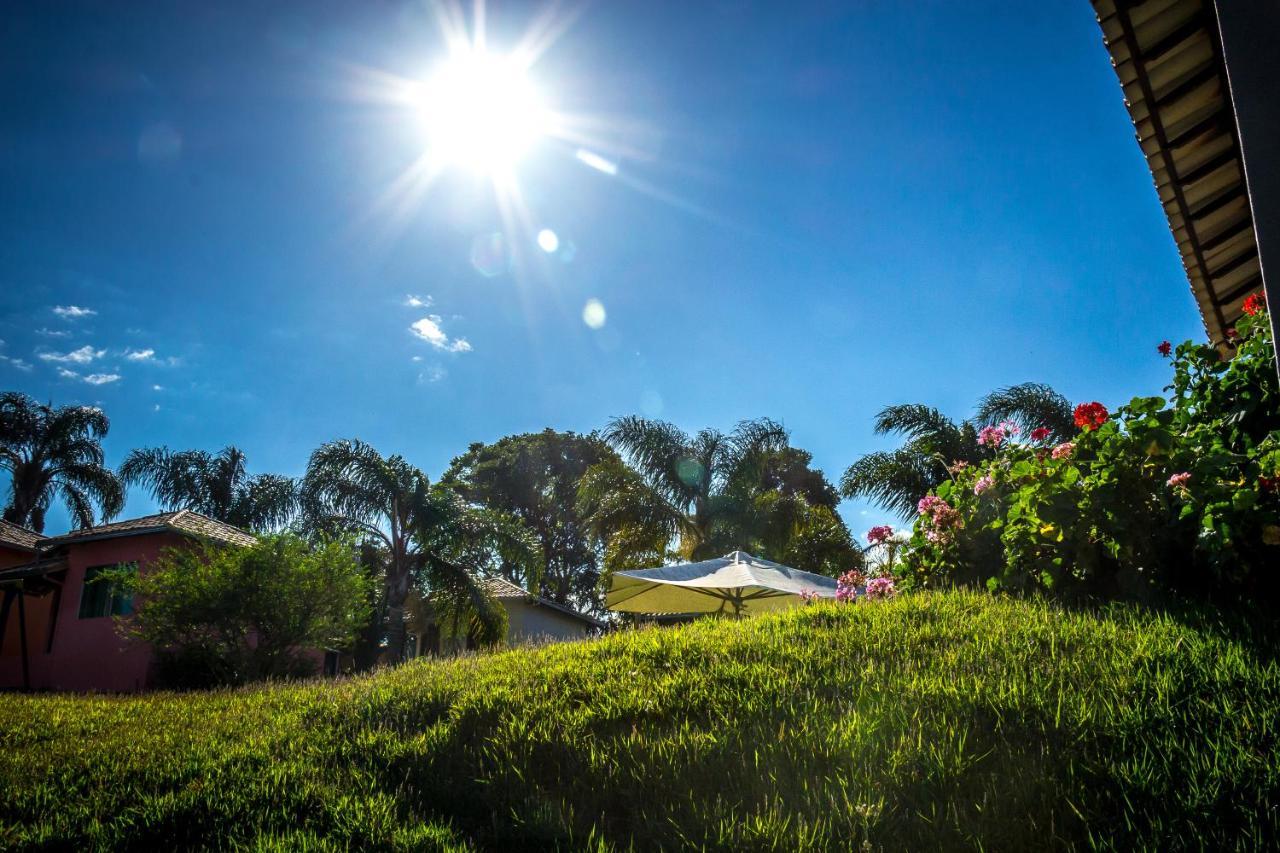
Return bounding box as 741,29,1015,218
0,391,124,533
581,416,859,576
119,445,297,531
443,429,619,614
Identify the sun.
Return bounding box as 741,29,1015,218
415,48,551,174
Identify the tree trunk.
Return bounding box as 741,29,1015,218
383,565,411,663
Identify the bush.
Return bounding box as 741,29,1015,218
901,294,1280,606
119,533,371,687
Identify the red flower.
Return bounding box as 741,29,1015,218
1073,402,1109,432
1242,291,1266,316
1030,427,1051,442
1227,327,1239,339
1262,476,1280,494
1157,340,1172,357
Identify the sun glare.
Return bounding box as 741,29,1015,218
415,49,550,174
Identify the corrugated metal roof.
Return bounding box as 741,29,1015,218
0,520,44,553
39,510,257,549
1092,0,1261,351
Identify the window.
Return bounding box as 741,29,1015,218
77,563,136,619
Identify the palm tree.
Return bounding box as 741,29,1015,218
582,416,790,564
301,439,537,662
581,416,859,574
841,383,1076,518
119,445,297,531
0,392,124,533
841,404,982,518
974,383,1075,442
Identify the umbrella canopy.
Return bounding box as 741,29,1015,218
606,551,838,616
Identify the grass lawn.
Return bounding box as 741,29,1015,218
1,590,1277,850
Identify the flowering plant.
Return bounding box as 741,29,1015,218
866,525,894,545
1073,402,1109,432
835,569,863,603
901,293,1279,605
864,576,897,600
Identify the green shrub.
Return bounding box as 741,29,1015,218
119,533,371,687
903,295,1280,605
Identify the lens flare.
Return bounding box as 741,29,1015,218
582,298,606,329
537,228,559,253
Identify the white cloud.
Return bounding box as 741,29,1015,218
419,365,447,384
53,305,96,319
0,355,33,372
56,367,79,379
125,348,156,361
410,315,471,353
39,345,104,365
83,373,121,385
152,384,163,391
36,327,71,338
405,294,432,308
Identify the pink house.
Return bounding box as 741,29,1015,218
0,511,256,692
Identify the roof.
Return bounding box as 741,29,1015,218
479,576,605,628
0,519,44,553
1092,0,1261,351
39,510,257,549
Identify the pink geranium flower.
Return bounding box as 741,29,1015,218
1051,441,1075,460
977,425,1006,448
866,525,894,545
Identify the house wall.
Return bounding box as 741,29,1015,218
0,546,52,669
0,532,189,692
504,599,597,645
0,544,35,570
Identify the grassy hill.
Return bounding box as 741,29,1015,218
1,591,1277,850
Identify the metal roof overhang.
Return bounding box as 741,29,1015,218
1091,0,1262,354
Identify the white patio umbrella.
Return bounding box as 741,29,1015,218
606,551,838,617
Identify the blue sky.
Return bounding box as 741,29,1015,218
0,1,1203,537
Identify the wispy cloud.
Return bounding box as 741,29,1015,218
405,294,432,308
0,355,33,372
419,365,447,384
39,345,105,364
52,305,96,320
36,327,71,338
410,315,472,353
125,348,156,361
83,373,121,386
56,367,79,379
152,384,163,391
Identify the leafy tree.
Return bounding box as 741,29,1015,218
581,417,859,575
119,445,297,531
443,429,620,614
301,439,537,662
842,384,1074,518
118,533,370,687
0,392,124,533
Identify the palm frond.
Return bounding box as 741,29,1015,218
975,382,1075,441
603,416,692,504
840,449,941,519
